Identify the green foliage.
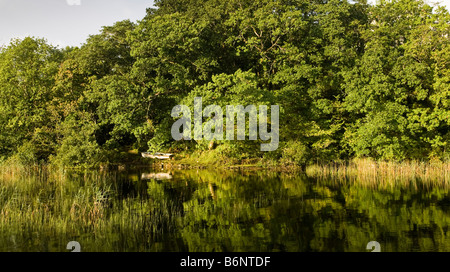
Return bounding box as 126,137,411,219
281,140,311,167
0,0,449,167
0,37,63,159
49,111,103,168
342,0,450,161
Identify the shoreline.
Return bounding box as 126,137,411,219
2,155,449,184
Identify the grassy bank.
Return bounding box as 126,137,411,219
140,150,450,186
149,147,301,171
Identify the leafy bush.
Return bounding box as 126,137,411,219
281,141,311,167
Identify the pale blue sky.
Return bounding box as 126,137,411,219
0,0,449,48
0,0,155,48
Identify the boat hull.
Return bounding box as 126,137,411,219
141,152,174,160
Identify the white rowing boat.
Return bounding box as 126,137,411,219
141,152,174,160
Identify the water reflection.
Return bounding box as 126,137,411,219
1,167,450,252
141,172,173,180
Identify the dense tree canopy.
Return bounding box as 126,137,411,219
0,0,449,167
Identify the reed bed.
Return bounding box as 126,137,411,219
0,164,182,252
306,158,450,188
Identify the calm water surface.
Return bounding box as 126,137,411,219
1,167,450,252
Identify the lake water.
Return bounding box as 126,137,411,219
1,166,450,252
